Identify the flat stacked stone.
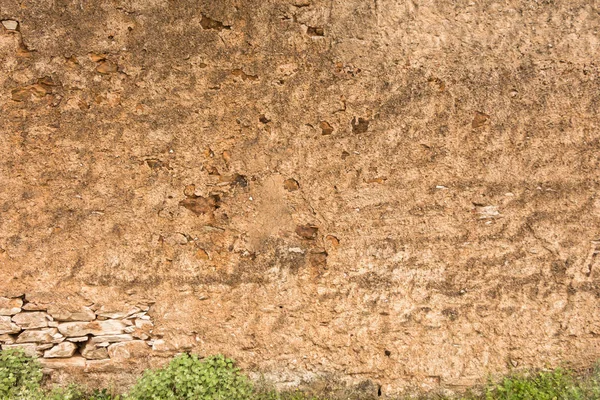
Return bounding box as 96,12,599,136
0,316,20,334
12,312,51,329
44,342,77,358
0,297,22,316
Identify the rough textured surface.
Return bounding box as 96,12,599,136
1,0,600,396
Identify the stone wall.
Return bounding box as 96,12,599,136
0,295,160,372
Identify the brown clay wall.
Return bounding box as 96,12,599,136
1,0,600,396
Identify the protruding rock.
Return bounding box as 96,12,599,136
44,342,77,358
472,111,490,128
22,302,47,311
0,316,21,334
95,305,141,319
183,184,196,197
326,235,340,247
200,13,231,31
151,336,194,352
108,340,150,361
47,305,95,321
58,320,125,337
81,342,109,360
132,330,150,340
66,336,88,342
128,312,148,320
15,328,56,343
12,312,50,329
195,249,209,260
134,319,153,330
295,225,318,240
1,343,38,357
1,20,18,31
137,304,151,312
40,356,86,369
11,87,31,102
132,318,152,339
179,195,220,215
319,121,334,135
284,178,300,192
90,334,133,344
0,297,22,315
351,117,369,134
52,332,65,343
306,26,325,36
473,204,500,219
163,234,188,246
96,60,118,74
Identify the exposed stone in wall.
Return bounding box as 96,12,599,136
0,295,161,372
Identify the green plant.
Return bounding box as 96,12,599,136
484,368,587,400
0,348,43,399
126,353,253,400
89,388,120,400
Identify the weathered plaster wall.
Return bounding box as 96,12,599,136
2,0,600,396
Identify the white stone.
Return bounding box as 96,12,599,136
66,336,88,342
44,342,76,358
107,340,148,361
15,328,56,343
0,316,21,334
47,305,95,321
52,333,65,344
90,334,133,344
151,336,194,352
95,306,141,319
81,342,109,360
164,233,188,245
1,20,18,31
137,304,150,312
132,330,150,340
134,319,153,329
475,205,500,219
0,297,22,316
12,312,50,329
58,320,125,337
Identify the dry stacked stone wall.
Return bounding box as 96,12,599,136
0,295,165,372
